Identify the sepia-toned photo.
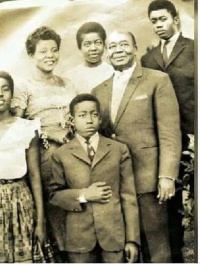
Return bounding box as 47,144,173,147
0,0,195,263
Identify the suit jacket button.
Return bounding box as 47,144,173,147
111,133,116,139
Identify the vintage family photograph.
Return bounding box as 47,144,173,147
0,0,196,263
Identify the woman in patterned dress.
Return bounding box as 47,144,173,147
0,71,45,263
11,26,77,262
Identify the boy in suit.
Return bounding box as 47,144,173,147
48,93,140,263
141,1,194,261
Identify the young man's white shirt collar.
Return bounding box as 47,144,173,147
161,31,180,58
76,132,99,153
111,62,137,123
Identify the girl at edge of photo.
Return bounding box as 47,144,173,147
0,71,45,263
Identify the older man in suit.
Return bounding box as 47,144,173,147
141,0,194,261
92,30,181,262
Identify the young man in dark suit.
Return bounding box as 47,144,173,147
141,1,194,261
48,93,140,263
92,30,182,263
141,0,194,141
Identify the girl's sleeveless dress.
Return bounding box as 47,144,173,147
0,117,45,263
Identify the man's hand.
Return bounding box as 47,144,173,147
125,242,138,263
157,178,175,204
82,182,112,203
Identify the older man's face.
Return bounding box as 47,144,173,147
106,32,136,71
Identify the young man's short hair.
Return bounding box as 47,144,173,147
76,22,107,49
148,0,177,18
70,93,101,116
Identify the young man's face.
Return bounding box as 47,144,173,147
80,33,104,67
149,9,179,40
107,32,136,71
73,101,101,138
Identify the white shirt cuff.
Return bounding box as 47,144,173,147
78,195,87,203
158,176,175,181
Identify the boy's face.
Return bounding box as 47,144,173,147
149,9,179,40
80,32,104,67
73,101,101,138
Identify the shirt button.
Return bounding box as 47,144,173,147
111,133,116,139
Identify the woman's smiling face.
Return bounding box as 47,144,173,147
31,39,59,73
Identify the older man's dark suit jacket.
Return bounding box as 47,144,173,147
48,135,140,253
141,34,194,135
92,65,182,194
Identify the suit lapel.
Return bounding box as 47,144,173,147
92,136,111,169
68,136,111,168
165,35,186,68
102,77,114,127
114,64,143,129
152,44,165,69
69,138,91,165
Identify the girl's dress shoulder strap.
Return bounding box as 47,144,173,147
16,117,41,149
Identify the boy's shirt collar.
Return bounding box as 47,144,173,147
76,132,99,153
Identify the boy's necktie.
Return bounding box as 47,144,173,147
85,138,95,162
162,40,170,66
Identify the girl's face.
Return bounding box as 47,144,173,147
0,77,12,113
80,32,104,67
31,39,59,73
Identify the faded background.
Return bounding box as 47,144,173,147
0,0,194,83
0,0,196,262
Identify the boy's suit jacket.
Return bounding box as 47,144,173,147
141,34,194,135
49,135,140,253
92,65,182,194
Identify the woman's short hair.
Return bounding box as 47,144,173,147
0,71,14,95
76,22,106,49
25,26,61,55
69,93,101,116
148,0,177,18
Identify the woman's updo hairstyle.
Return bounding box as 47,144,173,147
25,26,61,55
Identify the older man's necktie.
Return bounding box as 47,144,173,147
85,138,95,162
162,40,170,66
